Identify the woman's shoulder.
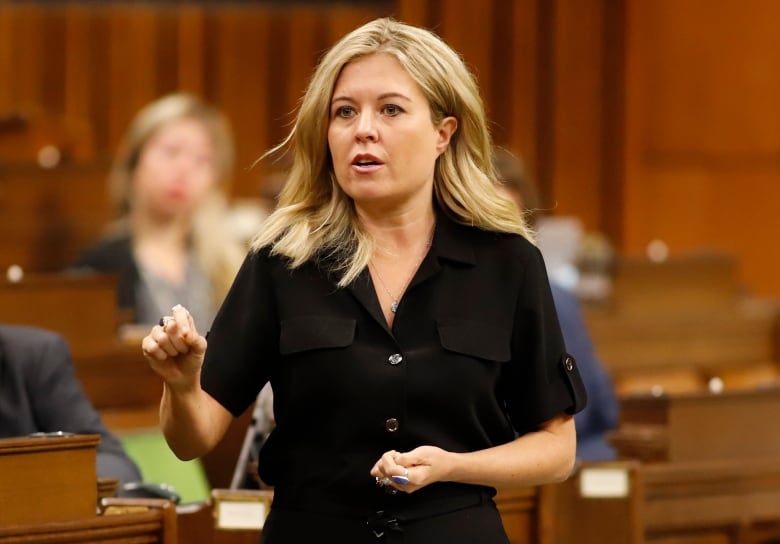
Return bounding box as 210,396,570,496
459,220,540,258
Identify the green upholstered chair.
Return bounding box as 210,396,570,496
119,430,211,504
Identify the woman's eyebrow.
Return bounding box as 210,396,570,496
331,92,412,104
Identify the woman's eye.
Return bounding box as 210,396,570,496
334,105,356,118
382,104,402,116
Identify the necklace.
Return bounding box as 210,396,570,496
370,222,435,314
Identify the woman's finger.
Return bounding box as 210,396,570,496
152,326,181,357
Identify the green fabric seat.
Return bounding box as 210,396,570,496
120,430,211,504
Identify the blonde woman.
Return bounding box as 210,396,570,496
143,19,585,543
73,93,244,335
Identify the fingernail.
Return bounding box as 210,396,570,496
390,475,409,485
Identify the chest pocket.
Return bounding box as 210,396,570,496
437,319,511,362
279,316,356,355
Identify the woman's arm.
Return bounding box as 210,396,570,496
142,305,233,461
372,414,576,491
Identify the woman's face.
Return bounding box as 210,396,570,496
132,117,218,220
327,53,456,214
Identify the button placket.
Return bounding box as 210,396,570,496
384,351,403,434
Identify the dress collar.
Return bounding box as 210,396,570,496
430,208,478,266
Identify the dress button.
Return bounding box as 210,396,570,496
385,418,399,432
564,356,575,372
388,353,403,365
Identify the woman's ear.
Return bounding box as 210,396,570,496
435,116,458,155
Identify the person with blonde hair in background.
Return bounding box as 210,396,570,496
72,93,244,335
142,18,586,543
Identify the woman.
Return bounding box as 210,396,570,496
73,93,244,335
143,18,585,543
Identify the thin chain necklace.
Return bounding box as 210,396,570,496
370,222,435,314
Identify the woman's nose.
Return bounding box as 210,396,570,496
355,113,379,142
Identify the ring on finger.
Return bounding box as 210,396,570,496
375,476,393,487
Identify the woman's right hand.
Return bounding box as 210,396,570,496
141,304,207,392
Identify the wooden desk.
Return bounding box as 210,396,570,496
594,388,780,543
547,459,780,544
495,485,541,544
583,253,780,396
0,434,99,526
0,497,177,544
611,387,780,463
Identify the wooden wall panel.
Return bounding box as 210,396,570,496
0,4,12,112
107,6,159,147
508,0,541,179
397,0,545,171
622,0,780,297
209,6,272,193
1,0,778,298
8,5,46,113
0,2,392,272
177,5,206,94
63,5,94,123
283,7,323,113
548,0,605,228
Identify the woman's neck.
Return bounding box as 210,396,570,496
357,206,436,258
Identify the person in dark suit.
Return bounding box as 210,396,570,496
142,18,586,544
0,324,142,487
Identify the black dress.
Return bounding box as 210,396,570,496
201,211,586,543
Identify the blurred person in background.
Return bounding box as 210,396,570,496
0,324,142,489
71,93,244,337
493,146,619,460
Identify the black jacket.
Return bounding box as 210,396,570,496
71,235,139,317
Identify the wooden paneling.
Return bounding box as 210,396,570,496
0,2,390,204
1,0,779,299
548,0,605,227
620,0,780,297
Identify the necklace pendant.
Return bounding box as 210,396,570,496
390,301,399,313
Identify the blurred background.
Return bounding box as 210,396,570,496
2,3,780,542
1,0,778,299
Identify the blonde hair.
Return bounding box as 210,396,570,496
108,92,243,299
252,17,532,286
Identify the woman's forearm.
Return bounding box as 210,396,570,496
159,382,231,461
382,414,577,492
449,414,576,488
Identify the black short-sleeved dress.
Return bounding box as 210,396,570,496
201,211,586,544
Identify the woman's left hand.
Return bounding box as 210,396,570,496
370,445,453,494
